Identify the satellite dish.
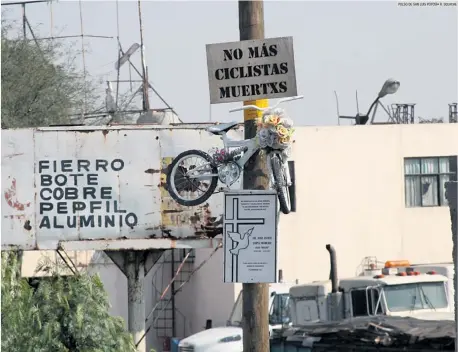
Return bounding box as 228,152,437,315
136,111,181,125
115,43,140,70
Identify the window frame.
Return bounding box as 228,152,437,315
350,287,384,317
269,293,290,325
404,155,457,208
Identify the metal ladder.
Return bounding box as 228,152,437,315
150,249,195,339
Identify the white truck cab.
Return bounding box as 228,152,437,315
178,283,294,352
289,246,454,327
409,262,454,314
178,246,454,351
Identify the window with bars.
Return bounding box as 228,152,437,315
404,156,457,207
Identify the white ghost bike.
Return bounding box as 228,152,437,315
166,95,303,214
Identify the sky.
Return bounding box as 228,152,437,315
2,0,457,126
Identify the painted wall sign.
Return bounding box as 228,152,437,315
223,190,278,283
206,36,297,104
1,125,243,250
37,159,139,230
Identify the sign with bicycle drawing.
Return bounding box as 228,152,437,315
206,36,297,104
223,190,278,283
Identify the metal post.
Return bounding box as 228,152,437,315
445,181,457,352
21,3,26,39
239,2,270,352
126,251,146,352
171,249,176,338
137,0,150,112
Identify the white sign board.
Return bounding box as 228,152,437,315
1,125,244,250
206,36,297,104
223,190,278,283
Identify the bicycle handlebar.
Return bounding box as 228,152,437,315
228,95,304,113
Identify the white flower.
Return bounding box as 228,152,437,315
258,128,270,140
257,128,271,148
280,117,294,129
272,108,285,117
269,134,279,147
268,126,277,133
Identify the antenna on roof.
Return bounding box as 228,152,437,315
356,90,360,115
334,91,341,126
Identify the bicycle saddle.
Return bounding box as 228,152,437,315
206,121,239,135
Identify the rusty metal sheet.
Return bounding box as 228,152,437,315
1,125,243,250
59,238,222,251
2,129,36,250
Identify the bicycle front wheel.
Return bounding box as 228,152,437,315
270,154,291,214
166,150,219,207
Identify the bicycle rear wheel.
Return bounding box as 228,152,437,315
166,150,219,207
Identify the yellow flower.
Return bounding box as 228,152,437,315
279,135,291,145
266,115,280,126
276,125,289,138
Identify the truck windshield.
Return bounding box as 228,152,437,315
228,291,243,327
384,282,448,312
269,293,290,325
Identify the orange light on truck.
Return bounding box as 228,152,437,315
384,260,410,268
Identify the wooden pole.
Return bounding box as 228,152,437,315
239,2,270,352
137,0,150,112
445,181,457,351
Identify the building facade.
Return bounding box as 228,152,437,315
20,123,458,351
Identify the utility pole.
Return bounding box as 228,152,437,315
137,0,150,112
445,181,457,351
239,2,270,352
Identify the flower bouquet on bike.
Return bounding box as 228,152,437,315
255,109,294,155
166,96,303,214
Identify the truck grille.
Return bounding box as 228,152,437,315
179,346,194,352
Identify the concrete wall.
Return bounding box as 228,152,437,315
20,123,458,352
279,124,457,286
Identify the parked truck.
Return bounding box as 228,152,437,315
178,245,454,352
289,245,454,327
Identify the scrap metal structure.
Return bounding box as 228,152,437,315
1,2,188,350
1,124,240,350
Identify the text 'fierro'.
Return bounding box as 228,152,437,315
37,159,139,230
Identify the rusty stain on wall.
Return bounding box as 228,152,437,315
24,220,32,231
102,130,109,142
4,179,31,211
163,209,183,214
159,157,222,237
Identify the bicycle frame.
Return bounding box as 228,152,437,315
186,94,304,181
188,130,291,190
185,132,258,180
221,132,259,168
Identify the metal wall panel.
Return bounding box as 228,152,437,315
1,125,243,250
